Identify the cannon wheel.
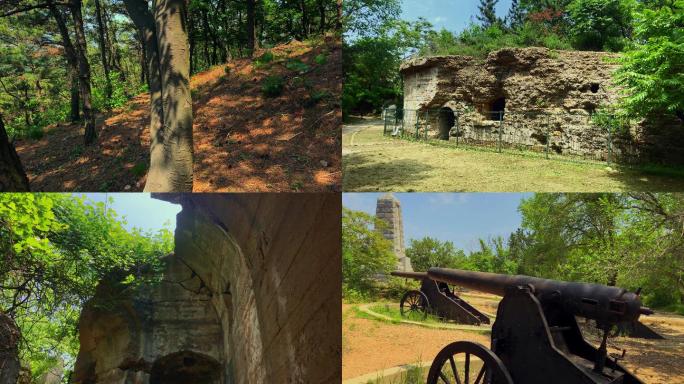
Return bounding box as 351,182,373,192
400,290,429,320
427,341,513,384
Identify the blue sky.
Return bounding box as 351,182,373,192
77,193,181,232
343,193,530,252
401,0,513,33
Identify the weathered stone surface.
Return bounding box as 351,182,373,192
71,194,341,384
375,193,412,272
400,48,684,164
0,312,20,384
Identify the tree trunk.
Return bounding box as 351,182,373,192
0,114,30,191
94,0,112,101
70,0,97,145
300,0,309,38
318,0,325,32
124,0,193,191
70,68,80,122
336,0,342,31
246,0,257,56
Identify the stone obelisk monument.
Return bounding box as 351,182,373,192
375,193,413,272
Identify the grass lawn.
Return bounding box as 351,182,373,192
343,119,684,192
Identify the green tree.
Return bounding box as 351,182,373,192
477,0,501,28
341,208,395,298
615,0,684,119
0,193,173,380
567,0,633,51
406,237,466,271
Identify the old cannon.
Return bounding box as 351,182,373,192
424,268,653,384
390,271,490,325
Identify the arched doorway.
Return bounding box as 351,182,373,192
489,97,506,121
438,107,455,140
149,351,221,384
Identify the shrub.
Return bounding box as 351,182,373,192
131,162,147,177
261,75,285,97
27,126,44,140
314,53,328,65
254,51,275,68
285,59,310,73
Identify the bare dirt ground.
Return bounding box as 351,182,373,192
343,295,684,383
342,118,684,192
15,37,341,192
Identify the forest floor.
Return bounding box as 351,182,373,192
15,37,341,192
342,295,684,384
343,117,684,192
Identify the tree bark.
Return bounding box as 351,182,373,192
69,0,97,145
50,0,96,145
0,114,30,191
70,68,80,122
123,0,193,191
318,0,325,32
94,0,112,101
246,0,257,56
335,0,342,32
299,0,309,38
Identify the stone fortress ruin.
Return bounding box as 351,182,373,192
375,193,412,272
69,193,341,384
399,47,684,164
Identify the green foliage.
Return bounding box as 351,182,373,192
254,50,275,68
285,59,311,73
92,72,130,110
342,208,396,299
614,0,684,119
567,0,634,51
261,75,285,97
131,162,147,177
477,0,502,28
405,237,466,271
517,193,684,308
0,194,173,380
314,53,328,65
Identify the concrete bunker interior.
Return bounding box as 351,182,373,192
69,194,341,384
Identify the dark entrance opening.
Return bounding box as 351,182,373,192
437,107,455,140
489,97,506,120
590,83,600,93
150,351,221,384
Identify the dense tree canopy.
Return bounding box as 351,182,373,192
342,208,395,300
0,194,173,380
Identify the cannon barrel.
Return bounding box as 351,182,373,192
390,271,428,280
427,268,652,325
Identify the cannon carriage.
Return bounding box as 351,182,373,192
391,271,491,325
396,268,655,384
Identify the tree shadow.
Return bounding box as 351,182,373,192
14,35,341,192
343,153,435,191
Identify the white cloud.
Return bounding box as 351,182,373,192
426,193,470,207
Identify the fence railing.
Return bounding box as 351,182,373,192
382,108,641,164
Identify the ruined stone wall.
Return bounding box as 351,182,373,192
71,194,341,384
400,48,684,163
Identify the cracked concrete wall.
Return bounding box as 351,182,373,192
401,48,684,163
71,193,341,384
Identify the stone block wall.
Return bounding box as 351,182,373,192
70,193,341,384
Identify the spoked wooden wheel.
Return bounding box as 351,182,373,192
400,290,429,320
427,341,513,384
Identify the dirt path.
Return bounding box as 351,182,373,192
342,120,684,192
343,301,684,383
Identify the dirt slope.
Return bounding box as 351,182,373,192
15,36,341,192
